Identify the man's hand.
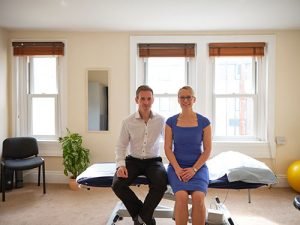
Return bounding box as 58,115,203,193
116,166,128,178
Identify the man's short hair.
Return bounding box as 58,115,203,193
136,85,153,97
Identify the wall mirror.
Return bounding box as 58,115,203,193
87,69,109,131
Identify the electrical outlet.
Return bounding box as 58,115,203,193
275,136,286,145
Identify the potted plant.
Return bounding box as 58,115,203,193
58,128,90,190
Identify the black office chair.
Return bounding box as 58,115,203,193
1,137,46,201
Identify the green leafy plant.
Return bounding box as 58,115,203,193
58,128,90,179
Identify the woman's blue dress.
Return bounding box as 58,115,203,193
166,113,210,194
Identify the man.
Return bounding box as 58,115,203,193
112,85,168,225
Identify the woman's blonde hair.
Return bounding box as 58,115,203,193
178,86,195,97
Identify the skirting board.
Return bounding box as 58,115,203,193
23,170,69,184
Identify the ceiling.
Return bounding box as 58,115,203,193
1,0,300,32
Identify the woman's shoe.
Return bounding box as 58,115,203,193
294,196,300,210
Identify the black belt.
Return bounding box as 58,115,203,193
126,155,162,162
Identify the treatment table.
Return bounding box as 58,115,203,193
77,151,277,225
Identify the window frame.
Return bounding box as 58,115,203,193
130,36,199,114
27,56,59,139
11,40,67,156
130,35,276,159
212,56,264,141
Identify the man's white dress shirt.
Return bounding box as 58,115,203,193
115,111,165,168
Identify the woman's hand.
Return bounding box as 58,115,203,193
181,167,196,182
175,167,185,181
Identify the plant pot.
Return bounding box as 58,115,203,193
68,178,80,191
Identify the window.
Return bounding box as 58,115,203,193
28,56,58,138
12,41,66,155
136,43,196,118
210,42,267,142
15,56,62,140
213,57,260,140
130,35,275,158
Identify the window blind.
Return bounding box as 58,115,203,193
209,42,265,56
12,42,65,56
138,43,195,57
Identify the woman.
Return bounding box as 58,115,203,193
164,86,212,225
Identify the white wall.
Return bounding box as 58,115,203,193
0,28,8,152
274,31,300,173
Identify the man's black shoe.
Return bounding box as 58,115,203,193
133,216,145,225
133,216,155,225
151,218,156,225
134,220,144,225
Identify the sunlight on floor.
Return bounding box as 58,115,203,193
237,215,280,225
